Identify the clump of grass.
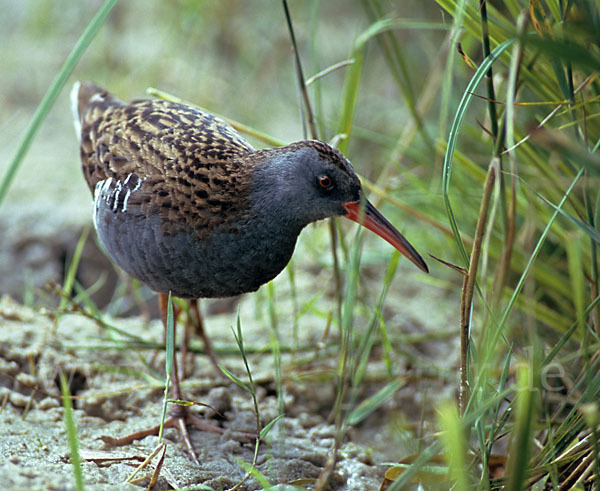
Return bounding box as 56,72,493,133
220,311,283,490
389,0,600,488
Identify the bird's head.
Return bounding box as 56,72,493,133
251,140,428,273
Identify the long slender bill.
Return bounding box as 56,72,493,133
343,200,428,273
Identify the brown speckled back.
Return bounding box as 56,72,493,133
77,82,256,237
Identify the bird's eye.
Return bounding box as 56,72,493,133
318,175,334,190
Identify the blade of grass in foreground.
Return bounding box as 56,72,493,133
60,373,84,491
0,0,118,207
441,38,515,267
389,385,512,489
438,401,471,491
158,291,174,442
506,363,538,491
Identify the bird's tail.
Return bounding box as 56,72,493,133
70,81,120,140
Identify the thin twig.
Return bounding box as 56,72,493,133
459,161,497,414
306,59,355,86
459,272,470,415
479,0,498,141
282,0,318,138
492,11,529,308
281,0,344,332
126,443,165,483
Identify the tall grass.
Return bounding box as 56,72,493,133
390,0,600,488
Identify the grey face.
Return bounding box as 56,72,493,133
251,143,362,228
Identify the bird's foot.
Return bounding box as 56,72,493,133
100,405,223,466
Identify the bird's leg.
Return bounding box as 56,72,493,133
188,299,223,377
101,293,224,466
160,293,226,464
164,296,201,465
181,302,192,380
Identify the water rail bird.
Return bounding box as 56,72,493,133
72,81,428,463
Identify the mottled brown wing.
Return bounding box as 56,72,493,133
76,83,255,234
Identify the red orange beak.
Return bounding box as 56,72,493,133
343,201,428,273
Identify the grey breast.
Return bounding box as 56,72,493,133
93,176,300,298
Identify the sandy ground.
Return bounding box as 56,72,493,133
0,288,455,490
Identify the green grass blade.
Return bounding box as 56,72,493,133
60,373,84,491
506,363,538,491
538,192,600,245
345,378,405,426
495,169,584,332
158,291,174,442
219,365,251,393
442,38,515,266
229,309,257,395
438,402,471,491
234,458,272,488
259,414,284,439
60,226,91,311
387,441,442,490
0,0,118,207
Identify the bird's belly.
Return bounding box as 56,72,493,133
94,206,297,298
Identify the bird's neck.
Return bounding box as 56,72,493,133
248,149,312,233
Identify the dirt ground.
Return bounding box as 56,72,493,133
0,275,455,491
